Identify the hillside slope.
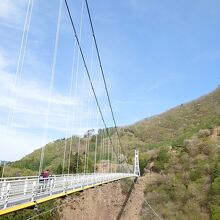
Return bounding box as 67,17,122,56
140,126,220,219
121,87,220,156
1,87,220,220
3,87,220,176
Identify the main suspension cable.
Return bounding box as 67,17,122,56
64,0,108,134
84,0,131,172
84,0,124,156
64,0,130,173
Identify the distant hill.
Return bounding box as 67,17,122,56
9,136,91,176
2,87,220,220
121,86,220,155
0,160,10,166
4,86,220,176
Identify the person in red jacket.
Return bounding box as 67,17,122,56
43,170,49,179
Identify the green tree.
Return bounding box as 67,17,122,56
69,153,83,174
209,160,220,219
55,164,63,174
154,147,170,171
139,155,148,175
0,165,2,177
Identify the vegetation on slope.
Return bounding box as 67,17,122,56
141,127,220,220
1,87,220,219
6,87,220,176
209,156,220,220
123,87,220,155
5,131,114,176
0,200,60,220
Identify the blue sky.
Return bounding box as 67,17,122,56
0,0,219,160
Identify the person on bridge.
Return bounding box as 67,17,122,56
43,170,49,179
38,170,50,192
39,171,44,182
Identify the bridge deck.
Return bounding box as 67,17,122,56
0,173,137,216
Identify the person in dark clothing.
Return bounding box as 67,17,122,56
43,170,49,179
38,171,45,193
39,172,44,182
43,170,50,190
38,170,50,192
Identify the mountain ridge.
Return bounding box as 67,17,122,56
2,86,220,176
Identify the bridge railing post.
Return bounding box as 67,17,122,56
31,181,37,202
93,174,96,185
71,175,74,188
86,174,89,186
76,174,79,188
3,183,11,209
85,174,88,187
23,178,28,195
0,180,6,200
63,177,66,193
50,178,54,196
84,174,87,187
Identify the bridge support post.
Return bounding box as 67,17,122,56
134,150,140,176
63,177,67,193
24,178,28,195
31,181,37,202
50,178,54,196
3,183,11,209
0,181,6,199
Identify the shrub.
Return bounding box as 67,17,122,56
55,164,63,174
197,129,211,138
139,154,148,175
171,137,184,147
184,138,200,156
154,147,171,172
210,205,220,220
189,170,201,181
1,200,59,220
210,177,220,197
213,161,220,179
209,161,220,219
201,144,212,155
0,165,2,177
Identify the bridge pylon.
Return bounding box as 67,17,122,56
134,149,140,176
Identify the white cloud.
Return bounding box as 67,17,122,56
0,72,81,108
0,0,29,28
0,1,108,162
0,50,102,161
0,71,82,122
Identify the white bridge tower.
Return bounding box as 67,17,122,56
134,149,140,176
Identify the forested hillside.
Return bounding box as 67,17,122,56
122,86,220,154
141,126,220,219
1,87,220,219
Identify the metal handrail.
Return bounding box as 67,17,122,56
0,173,137,211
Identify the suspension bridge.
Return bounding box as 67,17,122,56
0,0,140,217
0,150,140,216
